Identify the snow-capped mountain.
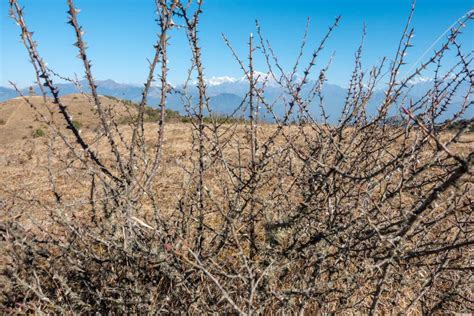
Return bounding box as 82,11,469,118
204,76,240,86
407,75,434,85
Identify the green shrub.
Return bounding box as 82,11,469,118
143,107,180,122
72,120,83,129
117,108,182,125
203,114,244,124
165,109,181,119
32,128,45,138
180,116,191,123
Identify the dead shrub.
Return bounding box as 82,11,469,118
1,0,473,314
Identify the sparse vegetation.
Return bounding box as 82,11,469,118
1,0,472,314
71,120,82,129
117,107,182,125
144,107,180,122
31,128,45,138
443,118,474,132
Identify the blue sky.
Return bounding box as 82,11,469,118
1,0,473,88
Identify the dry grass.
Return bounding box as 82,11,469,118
1,96,473,314
2,0,473,312
0,94,136,145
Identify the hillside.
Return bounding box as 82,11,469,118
0,94,136,145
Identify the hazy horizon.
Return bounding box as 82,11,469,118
1,0,473,88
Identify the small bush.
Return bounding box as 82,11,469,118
179,114,244,124
445,118,473,132
31,128,45,138
0,119,6,125
165,109,181,120
72,120,82,130
118,108,182,125
203,114,245,124
180,116,191,123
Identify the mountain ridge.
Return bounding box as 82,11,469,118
1,78,471,122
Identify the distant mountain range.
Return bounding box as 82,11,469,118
1,76,471,123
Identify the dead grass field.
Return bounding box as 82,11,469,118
1,95,472,243
0,94,137,145
1,95,473,314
